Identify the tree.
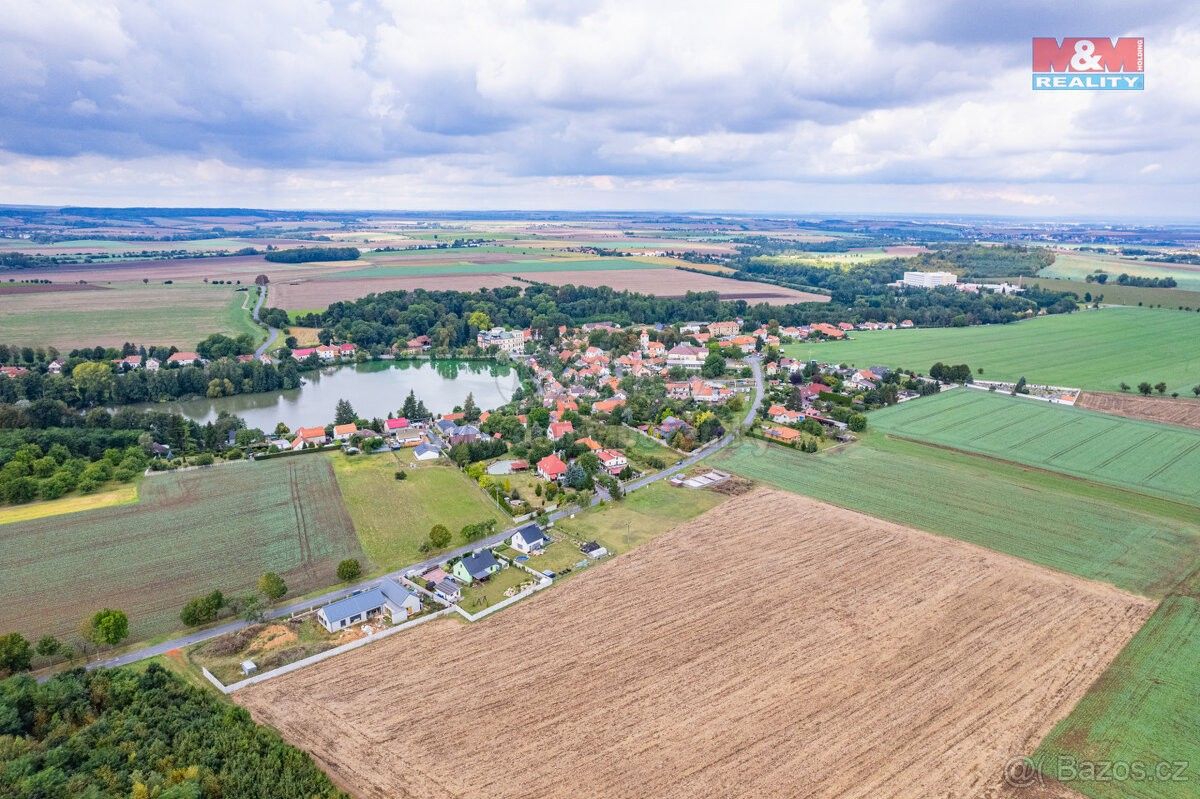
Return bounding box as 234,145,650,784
1013,376,1028,395
1119,382,1131,392
1154,382,1168,395
337,558,362,581
429,524,452,548
258,572,287,601
564,461,592,490
1138,382,1153,396
402,390,419,419
88,609,129,646
847,413,867,432
1192,385,1200,398
467,310,491,331
701,351,726,378
334,399,357,425
180,591,225,626
35,635,62,658
462,392,480,423
0,632,32,675
72,361,116,405
254,274,269,285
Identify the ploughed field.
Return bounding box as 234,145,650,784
1077,391,1200,431
869,389,1200,507
710,436,1200,597
238,489,1149,799
0,457,362,641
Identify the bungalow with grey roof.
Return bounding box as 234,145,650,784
316,578,422,632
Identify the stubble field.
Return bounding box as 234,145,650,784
238,489,1150,799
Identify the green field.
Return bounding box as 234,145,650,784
709,435,1200,597
331,257,668,280
870,390,1200,507
0,457,361,642
1033,596,1200,798
786,307,1200,395
1016,276,1200,311
0,282,263,349
1042,250,1200,292
329,451,509,571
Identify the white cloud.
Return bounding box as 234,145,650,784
0,0,1195,216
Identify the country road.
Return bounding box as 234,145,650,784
252,284,279,358
80,357,764,673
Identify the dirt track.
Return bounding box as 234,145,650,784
1078,391,1200,430
238,489,1149,799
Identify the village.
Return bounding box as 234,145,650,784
183,312,951,689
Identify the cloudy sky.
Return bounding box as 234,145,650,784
0,0,1196,217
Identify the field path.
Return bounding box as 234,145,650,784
252,284,279,356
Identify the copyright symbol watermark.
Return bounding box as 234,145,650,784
1003,756,1044,789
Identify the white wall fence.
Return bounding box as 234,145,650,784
207,559,553,692
205,607,456,694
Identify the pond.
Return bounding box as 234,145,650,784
138,359,518,432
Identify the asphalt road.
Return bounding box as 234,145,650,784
252,284,279,358
83,357,764,672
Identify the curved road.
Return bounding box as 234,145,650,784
252,284,279,358
82,357,764,673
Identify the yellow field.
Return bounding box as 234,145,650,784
0,483,139,526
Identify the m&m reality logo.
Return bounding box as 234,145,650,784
1032,37,1144,91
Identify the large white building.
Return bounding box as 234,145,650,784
477,327,528,354
902,271,958,288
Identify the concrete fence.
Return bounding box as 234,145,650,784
209,607,457,694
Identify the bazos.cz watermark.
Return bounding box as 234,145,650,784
1004,755,1190,788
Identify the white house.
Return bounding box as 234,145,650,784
510,523,549,553
316,579,422,632
413,443,441,460
595,448,627,475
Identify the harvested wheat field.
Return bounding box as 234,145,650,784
239,489,1149,799
1078,391,1200,430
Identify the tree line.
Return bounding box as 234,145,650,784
0,664,345,798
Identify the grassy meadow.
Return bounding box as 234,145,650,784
329,450,509,571
871,390,1200,506
1041,250,1200,291
550,480,727,556
1016,275,1200,310
786,307,1200,395
709,435,1200,598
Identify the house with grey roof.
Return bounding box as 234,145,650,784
510,523,549,554
316,578,422,632
452,550,501,583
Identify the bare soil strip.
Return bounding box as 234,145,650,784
238,489,1149,799
1078,391,1200,431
